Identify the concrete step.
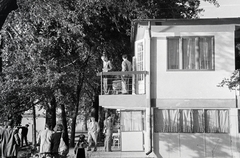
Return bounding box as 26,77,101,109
68,147,155,158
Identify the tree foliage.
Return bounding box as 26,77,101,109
0,0,219,145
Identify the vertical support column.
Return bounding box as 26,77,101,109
100,72,103,95
145,21,153,156
230,108,239,158
132,56,136,95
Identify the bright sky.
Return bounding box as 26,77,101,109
199,0,240,18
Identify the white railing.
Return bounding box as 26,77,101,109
97,71,147,95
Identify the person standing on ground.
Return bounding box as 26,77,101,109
20,124,29,147
0,119,20,158
87,117,100,152
50,123,68,158
37,124,53,158
121,54,132,94
74,134,88,158
101,55,113,94
103,116,113,152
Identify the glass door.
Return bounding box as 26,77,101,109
120,110,145,151
135,39,145,94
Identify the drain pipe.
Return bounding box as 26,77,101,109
145,21,153,156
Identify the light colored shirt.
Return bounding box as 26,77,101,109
88,121,100,133
103,60,112,72
37,128,53,153
122,59,131,72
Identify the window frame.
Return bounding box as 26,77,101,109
120,110,146,132
154,108,229,133
167,36,215,71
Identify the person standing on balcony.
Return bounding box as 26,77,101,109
101,55,113,94
121,54,132,94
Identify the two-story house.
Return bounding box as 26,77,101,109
98,18,240,158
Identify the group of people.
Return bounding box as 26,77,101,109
101,54,132,95
73,115,116,158
0,120,21,158
37,123,68,158
0,120,30,158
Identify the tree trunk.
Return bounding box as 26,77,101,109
69,57,90,147
70,105,78,147
70,83,81,147
61,104,69,148
92,96,99,121
46,96,57,130
32,104,36,147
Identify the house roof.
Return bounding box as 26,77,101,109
132,18,240,26
130,18,240,52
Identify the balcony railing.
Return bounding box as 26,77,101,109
97,71,147,95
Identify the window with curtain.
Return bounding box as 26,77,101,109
154,109,228,133
179,109,204,133
120,111,145,132
205,109,229,133
167,36,215,70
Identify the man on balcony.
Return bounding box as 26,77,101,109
101,55,112,94
121,54,132,94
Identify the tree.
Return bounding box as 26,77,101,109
0,0,220,147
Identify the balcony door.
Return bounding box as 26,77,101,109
135,39,145,94
120,110,145,151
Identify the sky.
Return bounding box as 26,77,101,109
199,0,240,18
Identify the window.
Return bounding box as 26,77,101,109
154,109,228,133
136,41,144,80
120,111,145,132
167,36,215,70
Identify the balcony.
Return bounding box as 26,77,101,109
97,71,148,109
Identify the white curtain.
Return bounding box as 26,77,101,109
155,109,228,133
121,112,131,131
155,109,178,132
200,37,213,69
167,38,179,69
132,111,143,131
206,110,228,133
180,109,204,133
121,111,143,132
193,110,205,133
181,110,193,132
182,37,213,70
219,110,229,133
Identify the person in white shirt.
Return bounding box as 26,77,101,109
87,117,100,151
37,124,53,158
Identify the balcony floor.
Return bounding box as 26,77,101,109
99,94,147,109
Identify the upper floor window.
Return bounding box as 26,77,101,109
167,36,215,70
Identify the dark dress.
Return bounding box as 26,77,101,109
74,135,87,158
51,132,62,157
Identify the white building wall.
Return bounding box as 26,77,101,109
151,28,236,100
